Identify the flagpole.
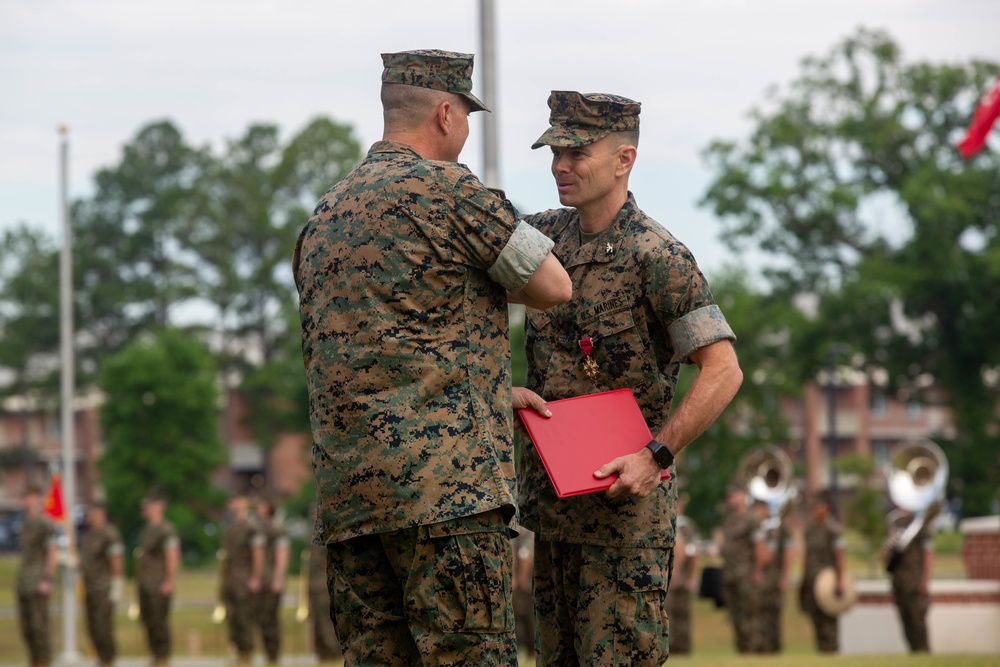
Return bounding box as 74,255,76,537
58,125,80,665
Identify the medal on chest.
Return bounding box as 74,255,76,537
579,337,600,379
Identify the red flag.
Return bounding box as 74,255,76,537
44,473,65,521
958,74,1000,159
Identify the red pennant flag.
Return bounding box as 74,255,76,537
958,74,1000,159
44,473,66,521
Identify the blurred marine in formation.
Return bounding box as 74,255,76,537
307,542,341,662
884,507,933,652
136,490,179,667
720,483,756,653
664,494,699,655
16,484,57,667
81,499,125,667
220,491,263,665
255,494,289,664
799,491,846,653
294,48,570,665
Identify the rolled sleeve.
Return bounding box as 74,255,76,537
668,304,736,363
487,220,554,293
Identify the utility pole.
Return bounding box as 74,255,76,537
58,125,80,664
479,0,499,188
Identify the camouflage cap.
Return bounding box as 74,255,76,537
381,49,490,113
532,91,640,149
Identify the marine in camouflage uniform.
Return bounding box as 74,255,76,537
885,509,932,652
308,543,341,661
16,486,57,667
136,492,179,665
750,500,791,653
294,49,569,667
799,492,845,653
221,492,263,663
80,501,125,666
663,510,699,655
720,486,758,654
517,91,742,667
254,495,289,664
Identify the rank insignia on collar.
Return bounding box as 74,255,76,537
606,242,614,254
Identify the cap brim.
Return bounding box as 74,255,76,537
531,125,608,150
462,92,491,113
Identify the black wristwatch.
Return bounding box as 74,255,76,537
645,439,675,469
646,440,674,470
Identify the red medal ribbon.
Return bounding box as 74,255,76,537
579,337,594,356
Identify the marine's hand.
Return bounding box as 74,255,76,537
596,448,661,499
513,387,551,417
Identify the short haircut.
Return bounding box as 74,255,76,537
609,129,639,150
381,82,460,131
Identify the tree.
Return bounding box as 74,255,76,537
98,328,227,558
701,28,1000,516
0,225,60,482
181,117,361,367
72,121,202,379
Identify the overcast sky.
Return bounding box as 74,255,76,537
2,0,998,277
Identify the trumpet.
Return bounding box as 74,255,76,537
295,548,310,623
883,439,948,573
211,548,227,624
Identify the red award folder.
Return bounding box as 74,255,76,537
516,388,670,498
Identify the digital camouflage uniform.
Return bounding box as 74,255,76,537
137,520,179,662
720,507,758,654
755,516,790,653
17,513,56,667
81,520,124,665
221,514,263,657
520,91,736,667
308,544,341,661
800,516,843,652
294,50,554,667
664,516,698,655
886,512,931,652
256,515,289,662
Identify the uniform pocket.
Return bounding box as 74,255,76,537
613,555,670,661
424,513,514,634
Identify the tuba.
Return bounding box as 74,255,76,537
735,446,797,530
883,439,948,573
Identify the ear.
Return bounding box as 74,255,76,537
435,100,453,136
616,145,637,176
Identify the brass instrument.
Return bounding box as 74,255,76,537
735,446,797,531
295,548,310,623
211,548,227,624
884,439,948,573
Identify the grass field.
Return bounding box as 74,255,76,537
0,547,997,667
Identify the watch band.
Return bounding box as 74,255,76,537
645,439,675,469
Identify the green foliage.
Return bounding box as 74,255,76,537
833,453,884,563
98,328,227,560
0,225,60,393
701,27,1000,516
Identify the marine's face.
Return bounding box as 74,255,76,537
549,135,620,211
